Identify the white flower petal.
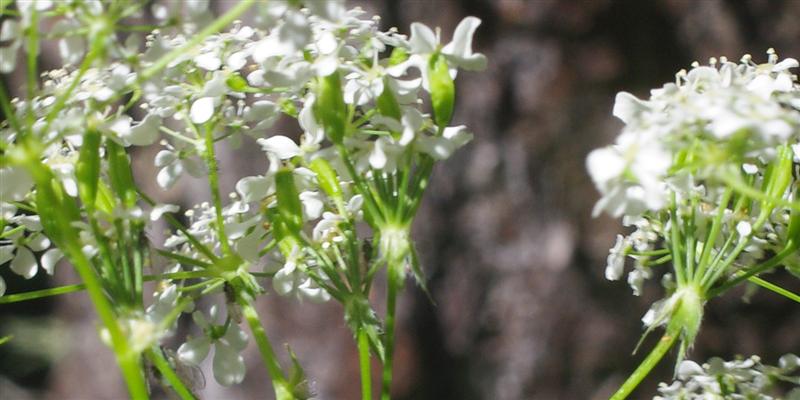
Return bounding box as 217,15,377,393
221,324,248,351
154,150,177,167
27,234,50,251
195,52,221,71
126,114,161,146
409,22,437,54
177,336,211,366
442,17,487,71
257,136,302,159
273,266,296,296
11,247,37,279
190,97,215,124
0,45,19,73
0,167,34,201
150,204,179,221
612,92,647,124
212,342,246,386
157,162,184,189
369,138,388,169
0,245,15,265
299,191,324,220
41,248,63,275
108,116,133,139
235,175,272,203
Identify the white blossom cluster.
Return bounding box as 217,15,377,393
656,354,800,400
0,0,485,390
588,50,800,393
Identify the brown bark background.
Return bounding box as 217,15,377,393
1,0,799,399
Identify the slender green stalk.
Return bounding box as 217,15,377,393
237,296,293,399
708,244,798,296
202,123,233,256
381,263,402,400
610,325,680,400
358,328,373,400
25,7,38,131
694,189,733,281
0,271,217,305
0,283,86,304
145,347,196,400
747,276,800,304
720,172,800,212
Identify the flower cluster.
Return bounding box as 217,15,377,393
589,51,800,398
0,0,485,397
656,354,800,400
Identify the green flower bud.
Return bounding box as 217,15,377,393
106,141,137,208
388,47,409,67
226,73,251,92
763,145,794,204
314,72,348,144
34,169,82,249
428,52,455,130
309,158,342,201
275,169,304,234
376,78,402,121
76,129,102,208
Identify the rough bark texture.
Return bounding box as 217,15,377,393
1,1,799,399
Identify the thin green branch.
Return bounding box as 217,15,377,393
237,295,293,399
748,276,800,304
610,324,680,400
145,347,197,400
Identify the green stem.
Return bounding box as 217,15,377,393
145,347,196,400
25,7,38,131
748,276,800,304
610,325,680,400
237,296,293,399
202,123,233,256
720,172,800,212
359,328,373,400
0,271,217,305
381,262,402,400
708,243,797,297
694,189,733,282
0,283,86,304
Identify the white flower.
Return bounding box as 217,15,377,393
605,234,628,281
177,307,248,387
401,17,487,90
587,129,671,217
154,145,206,189
0,219,62,280
272,246,331,303
417,125,474,160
